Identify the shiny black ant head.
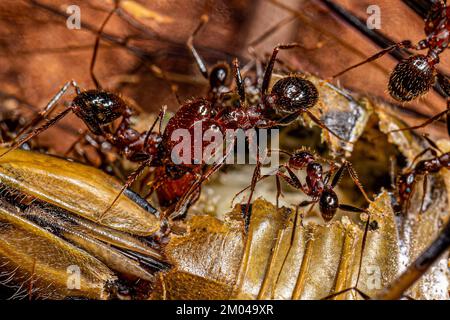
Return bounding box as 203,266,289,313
319,188,338,222
388,55,436,102
72,90,127,135
266,76,319,116
209,63,230,91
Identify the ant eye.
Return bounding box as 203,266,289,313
269,77,319,113
319,189,338,222
388,55,435,102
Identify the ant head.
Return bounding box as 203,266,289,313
319,187,338,222
72,90,127,135
265,76,319,115
396,172,415,204
209,63,230,91
388,55,436,102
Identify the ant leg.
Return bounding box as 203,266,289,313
172,141,237,218
422,134,443,154
335,204,371,298
143,105,167,147
436,74,450,136
0,108,72,158
275,174,282,209
304,110,353,143
336,161,373,204
187,15,210,79
248,15,297,48
232,58,246,106
419,174,428,215
409,147,438,169
332,40,415,79
321,287,371,300
244,161,261,217
278,165,308,193
90,0,120,89
231,174,272,206
385,103,450,136
97,157,152,222
262,43,309,95
14,81,80,138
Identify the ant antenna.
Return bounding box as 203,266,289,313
331,40,414,79
187,14,210,79
90,0,121,89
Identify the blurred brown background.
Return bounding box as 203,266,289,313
0,0,448,152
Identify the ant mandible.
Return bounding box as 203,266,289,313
394,135,449,215
331,0,450,137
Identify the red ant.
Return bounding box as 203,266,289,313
394,135,449,215
234,148,373,223
129,14,354,217
331,0,450,137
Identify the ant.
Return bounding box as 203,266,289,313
394,135,449,215
331,0,450,137
234,148,372,223
138,14,355,217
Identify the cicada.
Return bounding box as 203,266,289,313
0,147,169,299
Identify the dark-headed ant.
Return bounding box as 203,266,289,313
234,148,373,222
332,0,450,137
395,135,449,215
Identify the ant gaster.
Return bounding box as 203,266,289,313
332,0,450,137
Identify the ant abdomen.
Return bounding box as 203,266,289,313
388,55,436,102
72,90,127,135
266,76,319,114
319,188,339,222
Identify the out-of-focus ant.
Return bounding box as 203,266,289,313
331,0,450,137
394,135,449,215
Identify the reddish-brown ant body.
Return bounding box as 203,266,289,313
395,136,449,214
235,149,371,222
332,0,450,136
